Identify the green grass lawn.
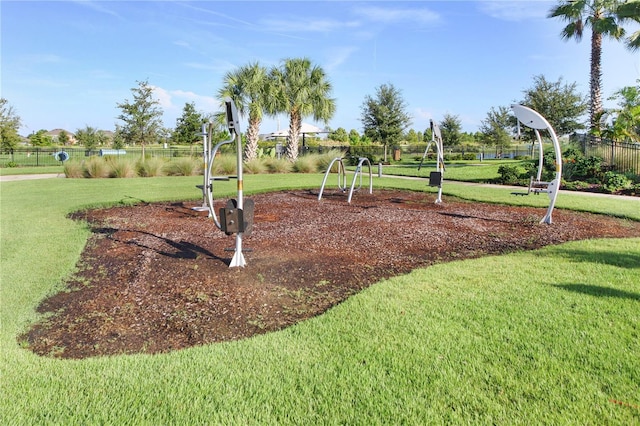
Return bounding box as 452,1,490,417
1,174,639,424
381,159,516,183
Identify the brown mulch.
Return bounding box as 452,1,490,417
20,189,640,359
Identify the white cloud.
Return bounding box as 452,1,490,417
324,46,359,71
477,1,553,22
353,5,440,25
259,17,360,33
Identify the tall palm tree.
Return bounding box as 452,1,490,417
548,0,634,131
270,58,336,162
218,62,270,161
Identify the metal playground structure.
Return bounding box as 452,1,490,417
196,97,254,267
318,157,373,203
510,104,562,224
418,119,446,204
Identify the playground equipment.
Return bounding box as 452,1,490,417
510,104,562,224
197,97,254,267
418,119,445,203
318,157,373,203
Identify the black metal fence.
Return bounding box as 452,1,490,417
574,135,640,175
0,146,201,168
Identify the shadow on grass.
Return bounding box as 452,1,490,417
553,283,640,301
543,248,640,269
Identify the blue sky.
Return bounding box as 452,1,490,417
2,0,639,136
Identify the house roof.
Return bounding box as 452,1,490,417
268,123,326,137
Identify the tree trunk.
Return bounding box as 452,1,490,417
244,118,261,161
590,26,603,132
285,112,302,162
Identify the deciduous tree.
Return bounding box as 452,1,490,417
0,98,22,152
117,80,163,157
519,75,588,135
479,106,513,156
360,83,411,162
440,113,462,146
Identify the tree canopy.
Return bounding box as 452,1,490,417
519,75,588,136
218,62,272,160
479,106,513,152
117,80,164,156
270,58,336,161
172,102,205,145
548,0,638,130
440,114,462,146
0,98,22,151
360,83,412,161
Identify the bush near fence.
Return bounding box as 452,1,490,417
572,134,640,176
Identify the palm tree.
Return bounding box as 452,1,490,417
616,0,640,50
548,0,636,131
218,62,271,161
270,58,336,162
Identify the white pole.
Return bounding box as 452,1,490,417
225,98,246,268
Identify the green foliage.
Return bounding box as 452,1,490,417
269,58,336,161
479,106,513,149
348,129,361,144
0,98,22,152
360,83,411,161
602,170,632,193
519,75,588,135
116,79,164,151
219,62,271,161
83,156,110,178
328,127,349,143
28,129,54,147
293,154,318,173
172,102,205,145
263,157,293,173
497,164,522,184
243,158,268,174
136,157,166,177
57,129,70,146
440,113,462,146
63,160,84,178
211,154,237,175
106,157,137,178
75,126,103,150
164,157,200,176
598,79,640,142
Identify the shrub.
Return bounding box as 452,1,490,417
561,180,592,191
63,160,84,178
316,149,346,172
107,158,136,178
462,153,477,160
293,155,318,173
83,157,109,178
264,157,293,174
211,154,237,176
602,171,631,193
136,157,166,177
164,157,200,176
243,158,267,174
497,164,522,185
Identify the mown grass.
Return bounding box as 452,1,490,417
382,159,513,183
1,174,639,424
